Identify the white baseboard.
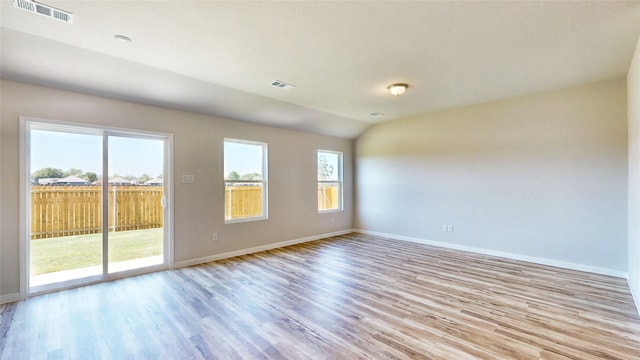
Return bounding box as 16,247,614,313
355,229,628,279
173,229,354,269
0,292,22,305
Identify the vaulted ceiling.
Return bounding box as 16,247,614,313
2,1,640,138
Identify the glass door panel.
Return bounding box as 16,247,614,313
107,136,164,273
29,129,103,288
27,122,169,292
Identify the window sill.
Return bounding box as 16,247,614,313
318,209,343,214
224,216,268,224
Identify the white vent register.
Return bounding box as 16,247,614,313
270,80,296,90
12,0,73,24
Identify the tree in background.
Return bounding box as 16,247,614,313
84,172,98,183
138,174,152,183
32,167,101,183
31,168,157,184
31,167,64,182
318,155,334,181
226,171,240,180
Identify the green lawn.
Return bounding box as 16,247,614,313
31,228,163,275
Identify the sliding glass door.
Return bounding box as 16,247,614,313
29,129,104,287
107,136,165,274
26,120,170,293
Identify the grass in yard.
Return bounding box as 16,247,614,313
30,228,163,275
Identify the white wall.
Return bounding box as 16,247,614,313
356,79,628,274
0,80,353,299
628,37,640,309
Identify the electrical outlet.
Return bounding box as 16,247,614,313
330,217,335,224
442,225,447,232
212,233,218,241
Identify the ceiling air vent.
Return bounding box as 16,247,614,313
12,0,73,24
270,80,296,90
369,112,385,117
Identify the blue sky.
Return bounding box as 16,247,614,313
32,131,326,180
31,130,164,178
31,131,262,179
224,141,264,177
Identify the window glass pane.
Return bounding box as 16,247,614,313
108,136,164,274
317,150,342,212
225,183,263,220
318,151,339,181
224,141,264,180
224,139,266,222
30,129,103,286
318,183,340,211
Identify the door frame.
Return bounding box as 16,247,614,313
19,117,174,297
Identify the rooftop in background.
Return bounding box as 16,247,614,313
38,175,90,185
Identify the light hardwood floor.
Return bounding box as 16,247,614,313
1,233,640,359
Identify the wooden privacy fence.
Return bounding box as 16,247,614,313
32,184,340,238
225,186,263,219
224,185,339,220
31,186,163,239
318,185,339,211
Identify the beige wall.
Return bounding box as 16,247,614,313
628,37,640,308
1,75,633,300
0,80,353,298
356,79,628,273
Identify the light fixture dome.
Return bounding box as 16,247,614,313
114,34,132,43
387,83,408,96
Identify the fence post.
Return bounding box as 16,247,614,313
111,185,116,232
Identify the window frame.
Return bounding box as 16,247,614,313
224,138,268,223
317,149,343,213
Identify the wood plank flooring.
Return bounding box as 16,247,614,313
1,233,640,359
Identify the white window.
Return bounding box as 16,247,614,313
317,150,343,212
224,139,268,222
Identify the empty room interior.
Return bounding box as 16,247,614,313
2,1,640,359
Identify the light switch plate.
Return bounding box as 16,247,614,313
181,174,195,183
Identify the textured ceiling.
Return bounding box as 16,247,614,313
2,1,640,138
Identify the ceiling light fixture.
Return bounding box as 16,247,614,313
387,83,408,96
114,34,132,43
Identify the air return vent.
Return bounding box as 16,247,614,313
12,0,73,24
270,80,296,90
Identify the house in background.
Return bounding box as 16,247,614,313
38,175,90,186
1,0,640,323
37,177,58,185
108,177,134,186
144,178,163,186
56,175,90,186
